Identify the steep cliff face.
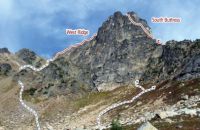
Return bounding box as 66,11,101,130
49,11,158,92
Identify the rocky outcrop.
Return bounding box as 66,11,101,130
0,63,12,75
15,48,45,68
137,122,158,130
16,48,37,64
0,48,10,54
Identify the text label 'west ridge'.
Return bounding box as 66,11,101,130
66,29,89,36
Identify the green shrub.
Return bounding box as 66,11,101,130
110,118,123,130
28,88,37,96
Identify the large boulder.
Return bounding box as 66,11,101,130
0,127,5,130
137,122,158,130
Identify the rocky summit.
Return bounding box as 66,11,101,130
0,11,199,130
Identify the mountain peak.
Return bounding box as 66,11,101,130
96,11,152,43
112,11,123,19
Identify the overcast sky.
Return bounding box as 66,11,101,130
0,0,199,58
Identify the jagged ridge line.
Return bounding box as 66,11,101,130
126,14,154,39
96,81,156,130
19,33,97,71
53,33,97,60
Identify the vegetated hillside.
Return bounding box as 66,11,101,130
0,11,199,130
